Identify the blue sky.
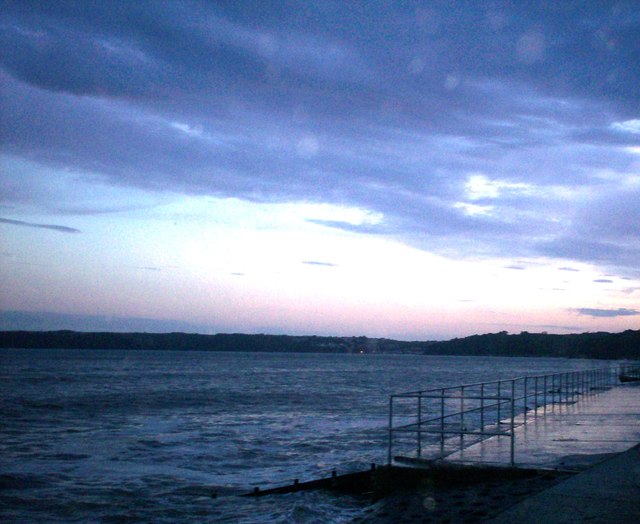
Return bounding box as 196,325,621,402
1,1,639,339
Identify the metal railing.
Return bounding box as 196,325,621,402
619,362,640,382
388,365,628,467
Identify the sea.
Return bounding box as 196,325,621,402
0,349,607,523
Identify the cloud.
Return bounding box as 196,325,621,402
573,308,639,318
610,119,640,134
0,217,80,233
305,219,386,235
538,324,583,332
593,279,613,283
464,174,533,201
453,202,494,217
1,2,639,277
302,260,337,267
539,185,640,277
0,310,215,333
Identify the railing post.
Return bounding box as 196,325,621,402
535,376,539,415
440,389,445,452
388,396,393,465
586,369,589,394
510,379,515,466
523,377,528,424
543,375,547,413
460,386,465,447
497,381,502,422
480,382,485,429
417,393,422,457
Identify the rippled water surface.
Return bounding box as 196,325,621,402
0,349,601,522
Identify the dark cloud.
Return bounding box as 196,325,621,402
0,217,80,233
593,279,613,283
0,309,214,333
505,265,526,270
558,267,579,272
302,260,337,267
1,2,639,274
574,308,639,318
4,1,638,109
539,237,639,278
539,186,640,277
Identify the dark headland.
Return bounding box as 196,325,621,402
1,329,639,359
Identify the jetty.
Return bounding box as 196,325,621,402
243,363,640,522
388,363,640,469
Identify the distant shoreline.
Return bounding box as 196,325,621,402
1,329,639,360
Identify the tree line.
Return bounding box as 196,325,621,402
0,329,638,359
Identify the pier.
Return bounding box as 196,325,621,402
387,365,639,468
243,363,640,521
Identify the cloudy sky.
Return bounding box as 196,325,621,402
1,1,639,339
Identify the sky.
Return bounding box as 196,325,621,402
1,1,639,340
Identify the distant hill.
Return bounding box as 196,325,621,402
0,329,639,359
0,330,430,354
422,330,640,360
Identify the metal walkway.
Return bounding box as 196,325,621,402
389,364,640,470
447,382,640,469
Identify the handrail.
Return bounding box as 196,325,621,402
387,364,631,467
393,367,616,397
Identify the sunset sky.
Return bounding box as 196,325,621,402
1,1,639,340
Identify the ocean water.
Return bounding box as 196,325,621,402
0,349,603,522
